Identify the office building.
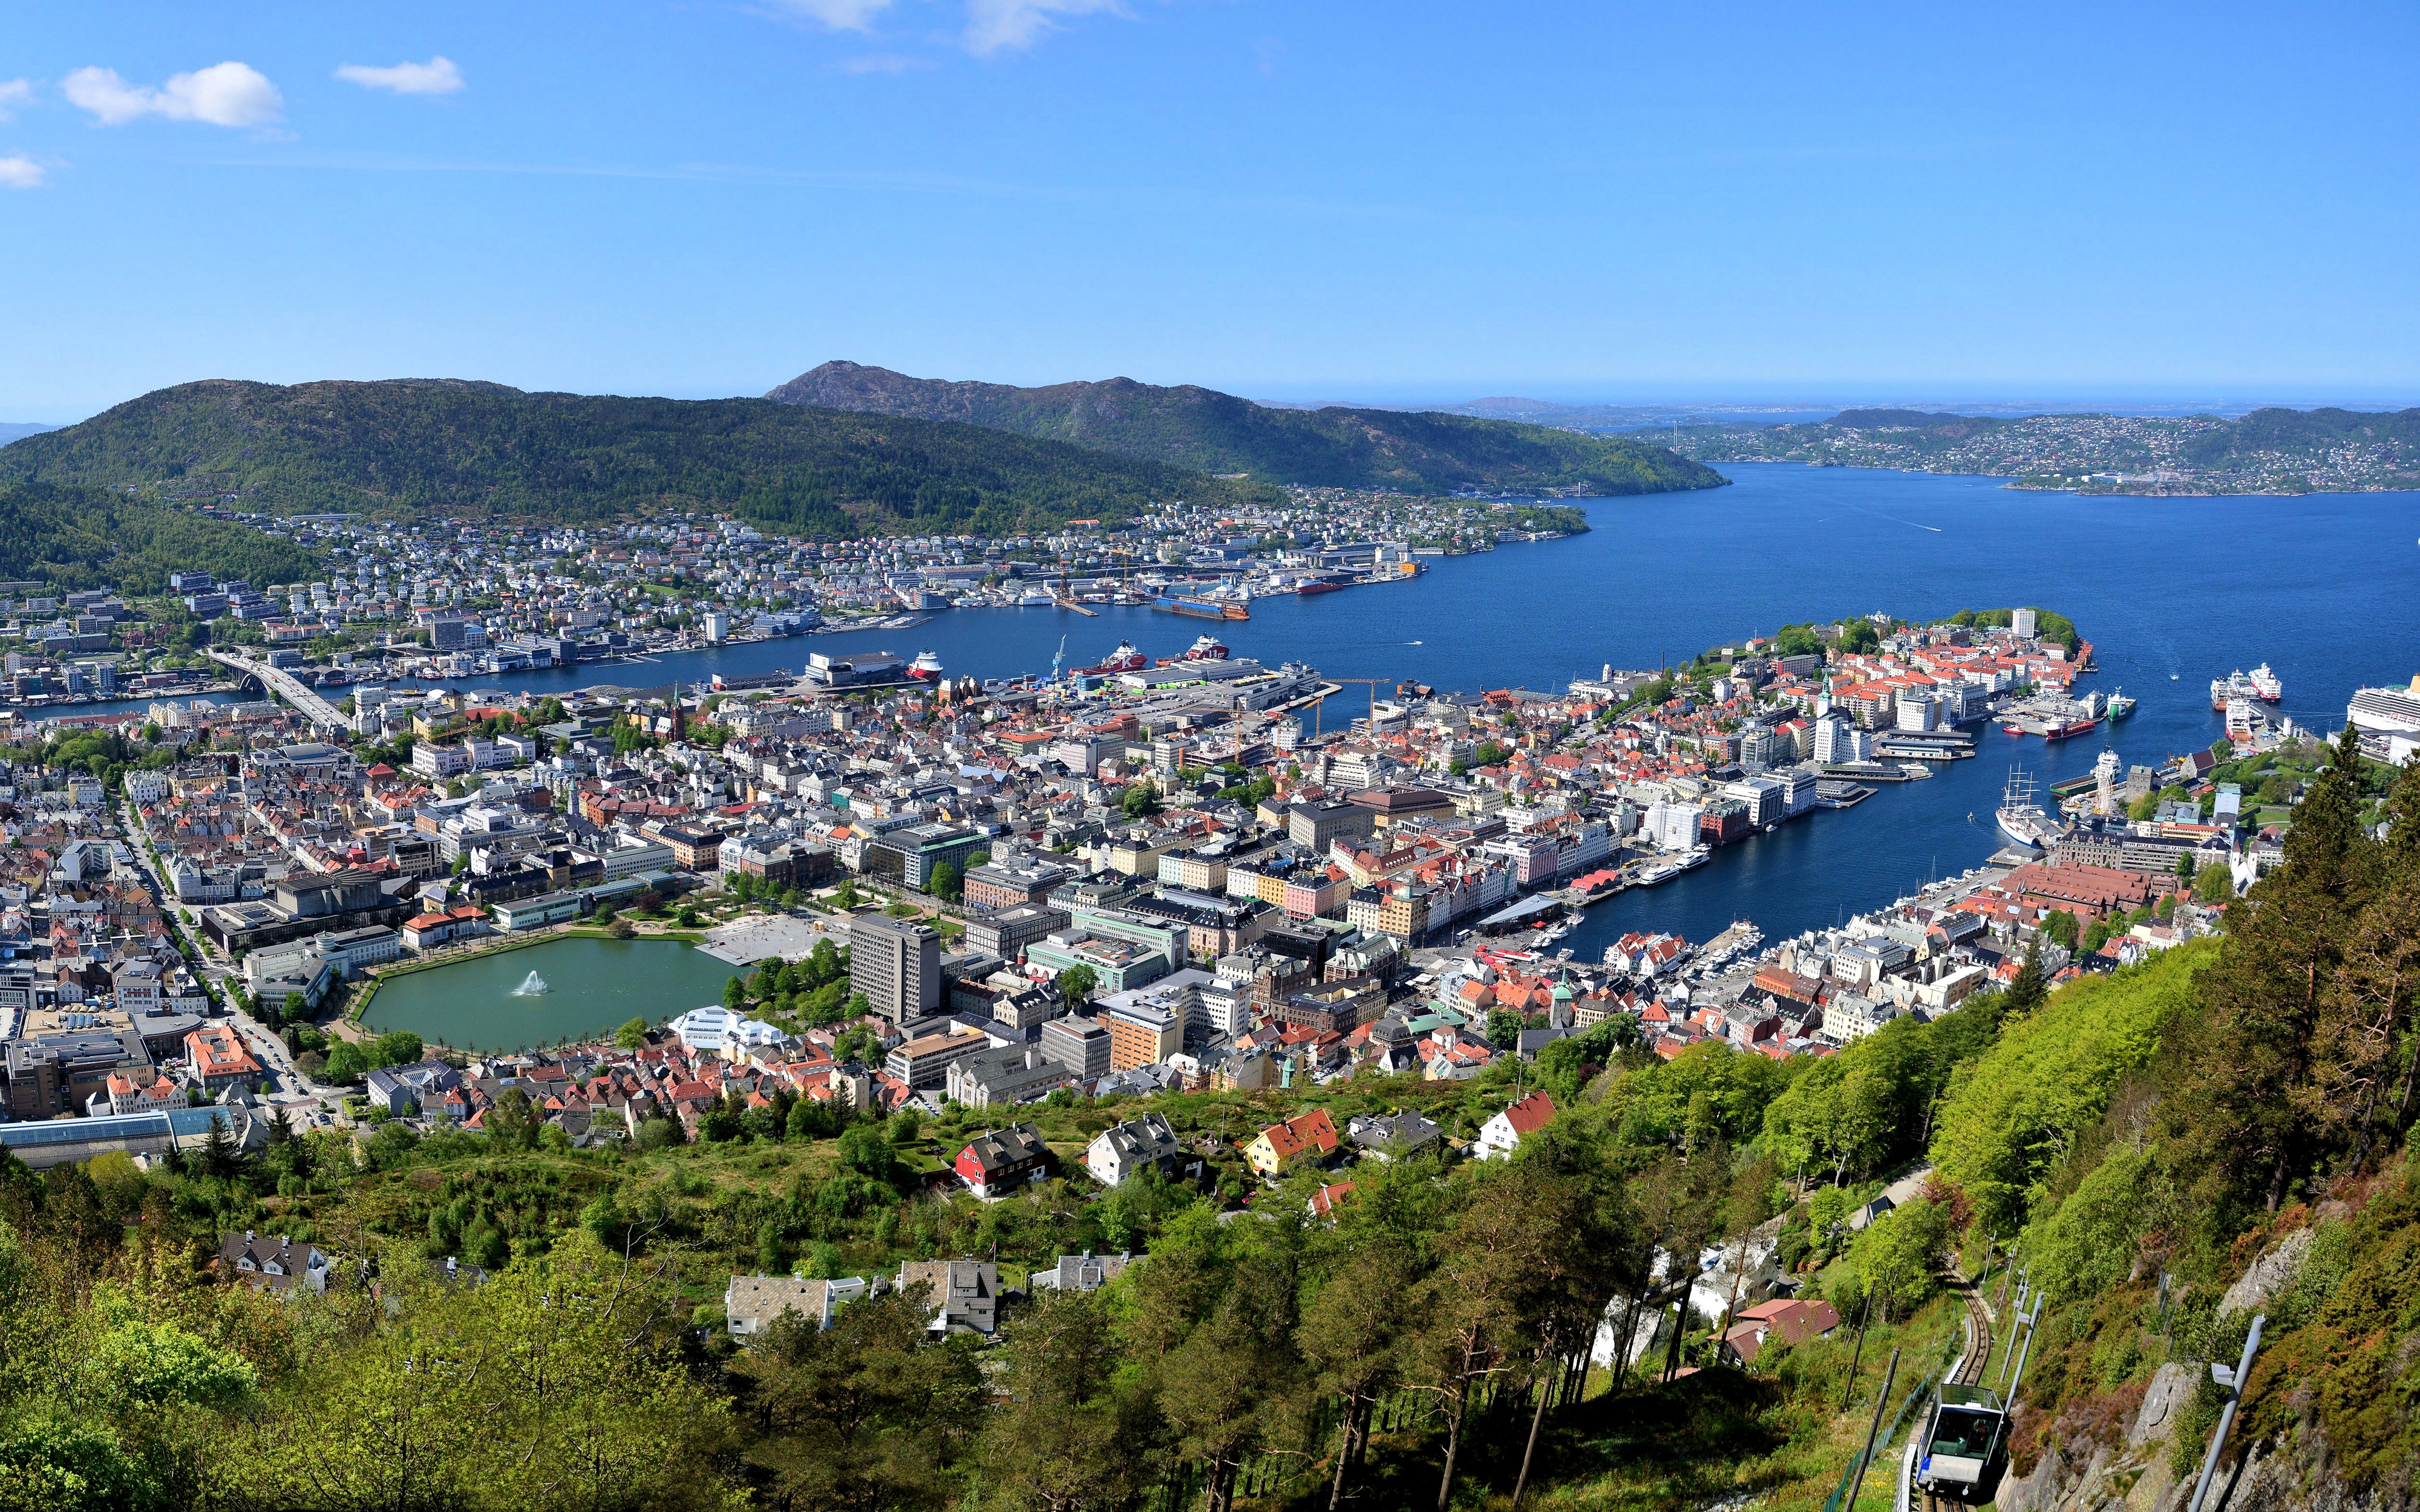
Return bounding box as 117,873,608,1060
849,913,943,1023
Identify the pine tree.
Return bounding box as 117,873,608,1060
200,1112,238,1181
2173,724,2379,1217
2000,947,2048,1024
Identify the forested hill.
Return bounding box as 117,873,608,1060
767,360,1728,496
0,481,321,592
0,379,1281,536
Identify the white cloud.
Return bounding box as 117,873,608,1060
63,62,282,128
335,56,466,96
0,154,45,190
964,0,1125,56
0,79,33,122
770,0,897,31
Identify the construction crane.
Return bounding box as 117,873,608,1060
1048,634,1067,684
1310,677,1397,740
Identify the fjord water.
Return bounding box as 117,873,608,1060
462,464,2420,955
359,936,739,1052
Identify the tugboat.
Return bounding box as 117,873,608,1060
1077,640,1148,675
907,650,944,679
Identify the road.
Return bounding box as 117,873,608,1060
204,649,351,734
120,793,350,1123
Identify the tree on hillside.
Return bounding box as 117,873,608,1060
2172,724,2375,1218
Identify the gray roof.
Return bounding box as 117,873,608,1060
1028,1251,1133,1292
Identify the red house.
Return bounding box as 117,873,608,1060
955,1122,1052,1199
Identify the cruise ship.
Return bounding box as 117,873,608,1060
2346,676,2420,747
2248,663,2283,702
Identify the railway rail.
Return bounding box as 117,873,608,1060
1898,1263,2009,1512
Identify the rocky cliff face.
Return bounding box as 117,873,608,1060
1996,1224,2409,1512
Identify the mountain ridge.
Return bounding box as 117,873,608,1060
766,360,1727,495
0,377,1282,536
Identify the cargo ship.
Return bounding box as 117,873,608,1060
2106,689,2136,721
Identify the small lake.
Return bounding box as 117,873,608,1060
358,936,744,1053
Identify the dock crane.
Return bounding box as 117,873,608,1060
1310,677,1398,740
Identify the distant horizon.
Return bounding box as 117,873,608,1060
10,372,2420,431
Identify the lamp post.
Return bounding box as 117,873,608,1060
2187,1315,2266,1512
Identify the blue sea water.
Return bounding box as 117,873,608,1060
414,464,2420,953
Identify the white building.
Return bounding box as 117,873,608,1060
1476,1090,1557,1160
666,1005,793,1057
1084,1112,1198,1186
1644,800,1703,851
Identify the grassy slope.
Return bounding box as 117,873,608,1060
0,379,1284,536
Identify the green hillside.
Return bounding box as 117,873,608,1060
2180,404,2420,467
0,379,1283,536
0,481,320,593
768,360,1730,495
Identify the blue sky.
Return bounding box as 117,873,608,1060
4,2,2417,419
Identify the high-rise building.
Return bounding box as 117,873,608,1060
848,914,942,1023
1104,1002,1180,1072
1039,1015,1110,1078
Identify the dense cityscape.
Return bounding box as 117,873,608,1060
1655,407,2420,494
6,7,2418,1510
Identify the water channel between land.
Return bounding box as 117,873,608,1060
175,464,2420,984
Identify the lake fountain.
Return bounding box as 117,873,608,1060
361,937,737,1052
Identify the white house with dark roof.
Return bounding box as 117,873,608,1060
1028,1251,1133,1293
220,1230,329,1295
1084,1112,1200,1187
